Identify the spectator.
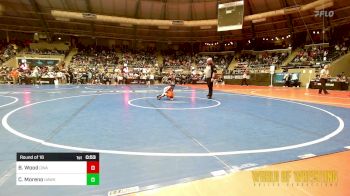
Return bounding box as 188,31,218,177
10,68,19,84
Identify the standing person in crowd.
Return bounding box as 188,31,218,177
31,66,40,85
68,69,74,84
169,70,176,85
122,64,128,84
319,64,330,95
204,57,216,99
283,70,290,87
241,68,249,86
10,68,19,85
149,73,155,85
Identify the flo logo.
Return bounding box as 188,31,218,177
314,10,334,17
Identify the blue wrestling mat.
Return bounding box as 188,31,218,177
0,85,349,195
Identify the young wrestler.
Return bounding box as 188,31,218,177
157,84,175,100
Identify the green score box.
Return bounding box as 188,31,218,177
87,174,99,185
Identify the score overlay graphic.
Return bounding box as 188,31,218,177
16,153,99,186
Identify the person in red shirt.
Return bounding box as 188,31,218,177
10,68,19,84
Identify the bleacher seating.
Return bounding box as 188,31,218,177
232,50,289,75
287,45,341,68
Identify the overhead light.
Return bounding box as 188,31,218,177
0,4,3,12
55,17,70,22
158,26,170,29
315,1,334,10
51,10,217,28
200,26,212,30
252,18,266,23
58,37,61,40
284,5,301,14
120,23,133,27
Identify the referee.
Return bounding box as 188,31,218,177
319,64,330,94
205,58,217,99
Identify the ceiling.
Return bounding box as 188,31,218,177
0,0,349,42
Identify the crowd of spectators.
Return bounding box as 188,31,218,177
23,48,66,55
231,51,289,75
70,47,120,85
0,43,18,65
119,48,157,68
0,64,66,85
0,43,236,85
71,46,119,69
67,47,219,85
292,47,331,67
239,52,288,68
194,54,233,71
161,50,234,73
0,66,11,82
2,39,348,85
162,50,192,70
334,42,349,56
288,43,349,68
68,47,160,85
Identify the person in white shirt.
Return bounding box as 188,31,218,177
56,71,63,84
31,66,40,85
149,73,154,85
241,68,249,86
319,64,330,94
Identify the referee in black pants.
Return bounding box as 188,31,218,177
205,58,217,99
319,64,330,94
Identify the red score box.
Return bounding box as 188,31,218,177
87,161,99,173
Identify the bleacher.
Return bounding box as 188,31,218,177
1,40,348,86
0,43,19,66
195,52,234,72
231,49,290,75
286,43,341,69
